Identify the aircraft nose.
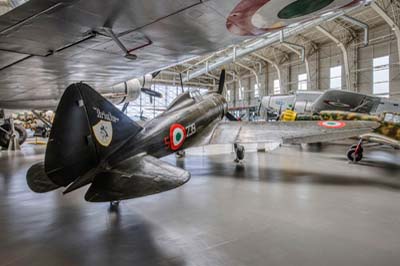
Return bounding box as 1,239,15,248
213,94,228,118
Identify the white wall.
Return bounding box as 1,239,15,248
227,23,400,108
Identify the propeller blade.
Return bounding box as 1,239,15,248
152,71,161,78
276,104,283,121
141,88,162,98
217,69,226,95
179,73,184,93
121,102,130,113
225,112,238,121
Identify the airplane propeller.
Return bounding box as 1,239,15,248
217,69,225,95
140,71,163,103
179,73,185,93
140,88,163,98
215,69,238,121
225,112,237,121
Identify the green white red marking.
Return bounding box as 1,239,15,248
318,121,346,128
170,124,187,150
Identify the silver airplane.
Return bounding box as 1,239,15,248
26,71,378,205
262,90,400,120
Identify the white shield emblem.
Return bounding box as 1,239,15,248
92,120,113,147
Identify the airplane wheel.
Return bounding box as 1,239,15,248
347,148,363,162
109,201,120,212
110,201,120,207
234,144,245,162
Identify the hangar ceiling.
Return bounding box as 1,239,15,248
160,0,400,90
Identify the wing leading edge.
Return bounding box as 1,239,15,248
27,154,190,202
203,121,380,145
359,133,400,148
85,154,190,202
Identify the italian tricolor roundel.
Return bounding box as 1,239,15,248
318,121,346,129
170,124,187,150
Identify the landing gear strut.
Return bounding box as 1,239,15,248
109,200,120,212
176,150,186,158
234,143,245,163
347,139,364,162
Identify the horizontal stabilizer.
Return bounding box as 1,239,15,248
85,155,190,202
26,162,61,193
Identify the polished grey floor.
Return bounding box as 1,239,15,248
1,143,400,266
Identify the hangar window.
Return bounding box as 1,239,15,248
273,79,280,94
298,73,307,91
330,66,342,89
254,84,260,98
373,56,390,98
238,87,244,100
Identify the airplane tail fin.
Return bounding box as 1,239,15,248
28,83,142,191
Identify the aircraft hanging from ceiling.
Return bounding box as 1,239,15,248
0,0,367,109
26,70,378,204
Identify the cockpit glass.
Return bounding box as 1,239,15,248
189,90,201,98
384,113,394,122
393,115,400,124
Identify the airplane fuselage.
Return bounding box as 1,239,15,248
107,93,227,166
295,110,400,142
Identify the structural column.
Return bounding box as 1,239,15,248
371,2,400,65
316,25,352,90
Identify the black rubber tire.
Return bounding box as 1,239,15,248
14,124,27,145
347,148,363,162
0,123,27,148
236,145,245,160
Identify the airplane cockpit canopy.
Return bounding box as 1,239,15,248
165,89,204,113
383,113,400,124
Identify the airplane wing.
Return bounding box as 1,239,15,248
360,133,400,149
201,120,379,145
84,154,190,202
311,90,381,114
0,0,362,109
27,153,190,202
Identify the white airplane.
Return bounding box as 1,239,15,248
262,90,400,121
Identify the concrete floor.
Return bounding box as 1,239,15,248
1,143,400,266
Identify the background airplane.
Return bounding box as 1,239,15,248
26,71,378,205
262,89,400,120
281,109,400,162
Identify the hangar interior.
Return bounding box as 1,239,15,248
1,1,400,266
123,0,400,119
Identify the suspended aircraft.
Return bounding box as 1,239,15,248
0,0,368,110
26,71,378,205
